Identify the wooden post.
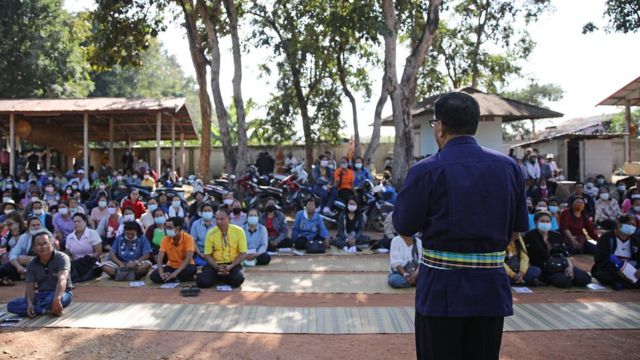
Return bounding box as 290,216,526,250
109,117,114,167
9,113,15,176
83,113,89,173
626,103,632,163
171,117,176,172
180,132,185,176
45,147,51,170
156,112,162,174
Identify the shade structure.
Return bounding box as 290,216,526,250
597,75,640,162
381,87,563,126
0,97,198,175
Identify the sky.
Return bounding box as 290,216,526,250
65,0,639,137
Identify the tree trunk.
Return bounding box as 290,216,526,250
223,0,248,180
364,75,388,168
180,0,213,180
384,0,441,187
200,0,237,174
336,50,360,158
470,0,490,89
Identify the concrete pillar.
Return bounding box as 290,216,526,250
83,113,89,173
45,147,51,170
9,113,15,176
109,117,114,167
625,103,632,162
171,117,176,171
156,112,161,173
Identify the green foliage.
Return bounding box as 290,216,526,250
90,0,168,69
503,82,564,107
0,0,94,98
90,39,196,99
608,109,640,134
583,0,640,34
250,1,349,145
417,0,550,98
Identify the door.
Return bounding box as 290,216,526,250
567,139,580,181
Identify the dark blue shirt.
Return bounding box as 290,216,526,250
393,136,528,317
111,235,153,263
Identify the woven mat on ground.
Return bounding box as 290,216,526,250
246,255,389,273
2,302,638,334
74,272,414,294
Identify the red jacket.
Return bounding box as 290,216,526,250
122,199,146,219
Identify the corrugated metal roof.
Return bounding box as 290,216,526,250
511,114,622,148
382,87,563,126
511,133,626,148
0,97,186,114
598,75,640,107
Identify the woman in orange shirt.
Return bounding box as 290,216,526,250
334,157,355,203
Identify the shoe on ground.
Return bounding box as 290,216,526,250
376,248,389,254
322,207,336,216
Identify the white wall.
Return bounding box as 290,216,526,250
415,114,505,156
583,139,616,179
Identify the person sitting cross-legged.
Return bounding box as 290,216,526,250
243,208,270,266
7,232,73,317
592,214,640,290
387,235,422,288
196,209,247,288
102,221,153,280
291,198,330,251
149,217,197,283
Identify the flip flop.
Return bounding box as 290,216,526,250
189,286,201,297
0,278,15,286
180,286,191,297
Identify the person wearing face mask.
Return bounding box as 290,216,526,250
28,200,54,233
559,196,600,254
96,201,122,250
188,191,206,220
68,198,86,216
527,201,559,231
156,192,170,213
65,169,91,194
53,202,75,250
332,197,368,252
65,213,103,283
610,179,629,205
122,189,146,219
140,198,160,231
144,208,168,254
127,172,141,187
102,221,152,280
528,179,550,204
0,199,17,225
525,155,540,180
116,207,141,237
0,213,26,285
291,198,330,252
334,156,356,204
392,93,529,360
503,232,543,287
150,217,197,284
352,156,373,188
626,197,640,224
260,198,291,251
229,199,247,227
243,208,270,266
189,203,217,266
592,215,640,290
524,211,591,288
621,187,640,214
61,185,74,203
0,217,46,284
312,154,339,216
42,184,60,208
89,194,110,229
141,171,156,192
167,195,187,224
196,210,247,288
595,186,621,230
221,192,235,209
566,182,596,220
16,175,29,195
594,174,610,189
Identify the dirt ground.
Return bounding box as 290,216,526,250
1,328,640,360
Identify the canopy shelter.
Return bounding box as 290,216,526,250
382,87,563,127
598,75,640,162
381,87,563,156
0,98,198,175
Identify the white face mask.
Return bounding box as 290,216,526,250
58,207,68,215
172,200,181,208
123,214,135,222
34,208,43,215
107,207,117,215
223,199,234,206
348,204,357,212
599,193,610,201
98,200,108,208
320,160,329,167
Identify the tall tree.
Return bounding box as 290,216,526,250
250,1,344,169
0,0,93,98
383,0,442,186
583,0,640,34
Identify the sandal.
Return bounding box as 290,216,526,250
180,286,191,297
0,278,15,286
188,286,201,297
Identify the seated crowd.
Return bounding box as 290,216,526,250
2,151,639,319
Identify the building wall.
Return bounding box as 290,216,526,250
582,139,615,179
414,113,505,156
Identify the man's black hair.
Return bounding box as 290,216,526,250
434,92,480,135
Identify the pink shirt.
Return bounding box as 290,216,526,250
66,228,102,260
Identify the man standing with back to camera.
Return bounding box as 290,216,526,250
393,92,528,360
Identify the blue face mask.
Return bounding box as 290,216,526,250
247,216,259,225
620,224,636,236
548,206,558,213
201,211,214,220
537,222,552,232
166,229,176,237
154,216,166,225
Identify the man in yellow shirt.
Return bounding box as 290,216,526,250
149,217,197,283
141,171,156,192
196,210,247,288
